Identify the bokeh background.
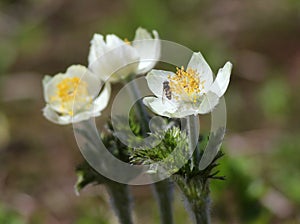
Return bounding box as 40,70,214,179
1,0,300,223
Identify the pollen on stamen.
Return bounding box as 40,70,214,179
168,66,204,103
124,38,131,45
51,77,92,116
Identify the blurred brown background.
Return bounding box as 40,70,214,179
1,0,300,223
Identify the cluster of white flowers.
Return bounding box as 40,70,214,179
42,27,232,124
43,27,160,124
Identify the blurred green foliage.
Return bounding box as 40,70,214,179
1,0,300,223
75,209,109,224
268,134,300,203
0,204,23,224
258,77,290,120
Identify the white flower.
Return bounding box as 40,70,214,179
88,27,160,83
42,65,111,125
143,52,232,118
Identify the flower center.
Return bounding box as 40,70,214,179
51,77,92,116
168,66,205,103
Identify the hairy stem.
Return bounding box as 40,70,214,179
124,75,174,224
186,115,200,169
173,175,211,224
152,179,174,224
106,183,134,224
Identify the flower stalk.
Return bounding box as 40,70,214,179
106,182,134,224
152,179,174,224
186,115,200,169
125,74,174,224
75,162,135,224
173,175,211,224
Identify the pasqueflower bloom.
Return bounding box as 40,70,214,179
88,27,160,83
143,52,232,118
42,65,110,124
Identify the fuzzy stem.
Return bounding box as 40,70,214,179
106,183,134,224
124,75,174,224
174,175,211,224
152,179,174,224
186,115,200,169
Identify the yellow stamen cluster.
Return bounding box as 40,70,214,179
168,66,205,103
51,77,91,116
124,38,131,45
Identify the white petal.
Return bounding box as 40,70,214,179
89,36,139,82
89,57,115,82
42,75,53,101
88,34,106,66
92,82,111,112
42,75,52,87
43,104,103,125
90,55,139,83
209,62,232,97
43,105,71,125
132,28,160,74
72,110,101,123
134,27,153,40
143,97,177,118
106,34,126,49
146,70,175,97
197,91,220,114
65,65,92,79
105,35,139,64
171,107,198,118
187,52,213,91
66,65,101,97
44,73,64,109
